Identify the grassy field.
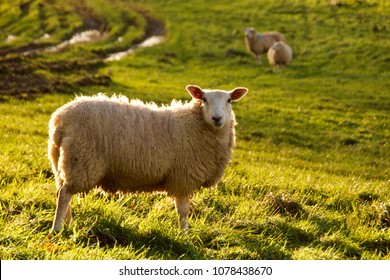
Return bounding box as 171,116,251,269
0,0,389,260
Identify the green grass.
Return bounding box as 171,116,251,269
0,0,389,259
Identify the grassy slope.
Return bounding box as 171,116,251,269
0,0,389,259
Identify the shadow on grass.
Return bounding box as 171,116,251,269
77,210,390,260
71,218,204,259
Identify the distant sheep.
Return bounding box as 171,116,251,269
48,85,248,234
267,41,293,69
245,27,285,64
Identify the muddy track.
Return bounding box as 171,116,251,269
0,5,166,100
105,11,165,62
0,0,107,57
135,9,165,41
0,55,110,100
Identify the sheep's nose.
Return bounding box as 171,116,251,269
212,116,222,123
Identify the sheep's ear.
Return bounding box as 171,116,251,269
229,87,248,101
186,85,204,100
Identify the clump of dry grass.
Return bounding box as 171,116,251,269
264,192,304,217
374,203,390,229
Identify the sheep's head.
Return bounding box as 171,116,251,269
271,41,284,51
245,27,257,39
186,85,248,129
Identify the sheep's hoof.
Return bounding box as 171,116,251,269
49,228,60,235
47,231,58,239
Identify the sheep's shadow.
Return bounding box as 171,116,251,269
75,219,203,259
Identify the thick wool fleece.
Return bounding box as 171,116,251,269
245,31,286,56
48,94,236,199
267,41,293,67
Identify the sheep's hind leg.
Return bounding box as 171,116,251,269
175,196,190,233
51,184,73,234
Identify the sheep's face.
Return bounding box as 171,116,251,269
186,85,248,130
271,42,283,51
245,27,257,39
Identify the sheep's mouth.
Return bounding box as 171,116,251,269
212,121,224,128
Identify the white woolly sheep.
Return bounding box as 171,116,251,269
267,41,293,69
245,27,285,64
48,85,248,234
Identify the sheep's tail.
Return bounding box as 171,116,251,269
48,121,63,184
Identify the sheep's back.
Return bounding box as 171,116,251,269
262,32,285,42
262,32,285,50
50,96,175,191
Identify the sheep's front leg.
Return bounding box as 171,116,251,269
256,54,262,64
51,184,73,234
175,196,190,233
64,203,73,226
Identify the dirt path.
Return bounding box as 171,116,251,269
0,7,166,100
105,35,165,62
105,9,166,61
20,6,165,58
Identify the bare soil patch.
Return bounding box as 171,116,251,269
0,5,165,100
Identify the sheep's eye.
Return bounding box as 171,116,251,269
202,97,208,103
227,98,232,103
